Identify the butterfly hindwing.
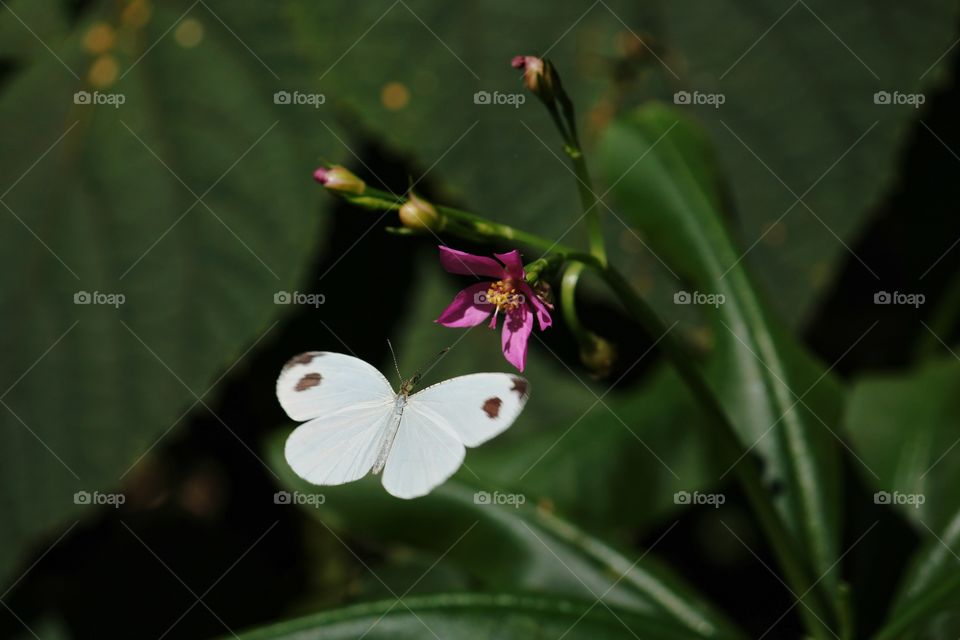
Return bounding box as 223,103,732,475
381,405,465,499
285,403,395,486
406,373,530,447
277,351,395,421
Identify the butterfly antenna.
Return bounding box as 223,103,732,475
417,345,452,379
386,339,403,384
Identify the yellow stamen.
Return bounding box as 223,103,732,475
486,280,524,312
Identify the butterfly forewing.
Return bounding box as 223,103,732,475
406,373,530,447
278,352,397,486
277,351,395,421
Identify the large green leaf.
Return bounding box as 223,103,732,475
846,358,960,638
0,6,319,585
0,0,67,60
266,431,746,639
227,593,709,640
209,0,958,324
660,0,959,324
598,104,844,602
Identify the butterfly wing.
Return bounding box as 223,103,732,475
277,351,394,421
278,352,396,486
380,373,530,499
381,404,465,499
407,373,530,447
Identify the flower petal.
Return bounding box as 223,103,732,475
520,282,552,330
501,305,534,372
438,246,505,278
494,250,525,279
436,283,494,327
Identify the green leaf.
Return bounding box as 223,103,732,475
597,104,844,603
266,431,747,639
846,358,960,637
0,0,68,61
661,0,960,324
209,0,959,324
225,593,710,640
0,6,319,586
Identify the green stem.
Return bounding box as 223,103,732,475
560,262,591,346
345,187,577,255
567,148,607,266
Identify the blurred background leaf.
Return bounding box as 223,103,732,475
846,357,960,637
265,430,747,639
0,1,320,587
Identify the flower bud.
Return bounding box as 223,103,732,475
579,332,616,379
312,165,365,195
398,192,441,231
511,55,558,103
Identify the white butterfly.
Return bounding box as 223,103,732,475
277,351,530,499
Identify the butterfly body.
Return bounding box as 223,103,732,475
277,351,529,499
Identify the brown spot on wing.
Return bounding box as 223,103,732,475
482,397,502,418
510,377,529,399
284,351,322,371
295,373,322,391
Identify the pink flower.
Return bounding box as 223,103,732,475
435,246,552,372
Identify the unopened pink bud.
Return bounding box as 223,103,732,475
312,165,365,195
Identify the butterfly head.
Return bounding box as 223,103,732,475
399,372,421,397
